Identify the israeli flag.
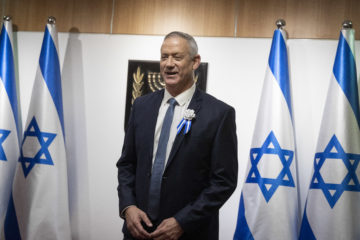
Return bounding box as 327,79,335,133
0,18,21,236
4,20,71,240
234,29,299,240
299,28,360,239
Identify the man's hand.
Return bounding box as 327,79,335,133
150,217,183,240
124,206,153,239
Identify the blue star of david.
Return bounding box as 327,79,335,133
310,134,360,208
19,116,57,177
0,129,11,161
246,131,295,202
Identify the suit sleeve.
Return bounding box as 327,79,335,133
116,101,138,216
174,106,238,233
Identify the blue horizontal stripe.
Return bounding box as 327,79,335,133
0,24,20,136
299,203,316,240
333,31,360,129
268,29,293,118
4,194,22,240
234,194,254,240
39,26,65,135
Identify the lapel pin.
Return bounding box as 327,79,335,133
177,109,196,135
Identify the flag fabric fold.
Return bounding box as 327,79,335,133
4,22,71,240
0,18,21,237
299,28,360,240
234,29,299,240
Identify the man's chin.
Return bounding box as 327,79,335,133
164,78,180,86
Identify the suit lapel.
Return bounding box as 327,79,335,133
165,88,203,170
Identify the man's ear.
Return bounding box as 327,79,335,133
192,54,201,70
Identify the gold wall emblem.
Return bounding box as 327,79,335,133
147,72,165,92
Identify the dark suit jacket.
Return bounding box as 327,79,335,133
117,88,238,240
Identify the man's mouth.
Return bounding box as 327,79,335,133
165,71,178,76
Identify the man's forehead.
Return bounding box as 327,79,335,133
161,37,189,53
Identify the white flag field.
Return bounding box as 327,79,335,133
3,22,71,240
299,28,360,240
234,29,299,240
0,18,21,238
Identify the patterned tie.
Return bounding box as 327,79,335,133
148,98,177,220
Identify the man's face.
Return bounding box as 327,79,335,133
160,37,199,92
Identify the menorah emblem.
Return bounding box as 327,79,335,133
148,72,165,92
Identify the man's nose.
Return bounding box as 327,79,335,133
165,57,175,67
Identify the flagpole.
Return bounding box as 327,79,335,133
4,16,71,240
47,16,56,25
276,19,286,29
277,18,304,233
3,16,11,22
299,19,360,240
234,17,299,240
0,14,23,239
276,17,303,235
342,20,352,29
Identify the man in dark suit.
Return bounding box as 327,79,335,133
117,31,238,240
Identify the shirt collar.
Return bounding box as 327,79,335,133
163,83,196,107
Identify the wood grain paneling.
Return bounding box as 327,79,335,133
4,0,113,33
2,0,360,39
112,0,237,37
236,0,360,39
291,0,360,39
237,0,287,38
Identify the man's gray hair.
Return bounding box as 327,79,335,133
164,31,198,57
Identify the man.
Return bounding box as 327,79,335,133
117,31,238,240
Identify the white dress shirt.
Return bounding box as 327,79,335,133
152,83,196,169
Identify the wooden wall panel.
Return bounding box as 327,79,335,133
2,0,359,39
236,0,360,39
237,0,286,38
290,0,360,39
112,0,237,37
4,0,113,33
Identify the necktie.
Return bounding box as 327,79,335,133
148,98,177,220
